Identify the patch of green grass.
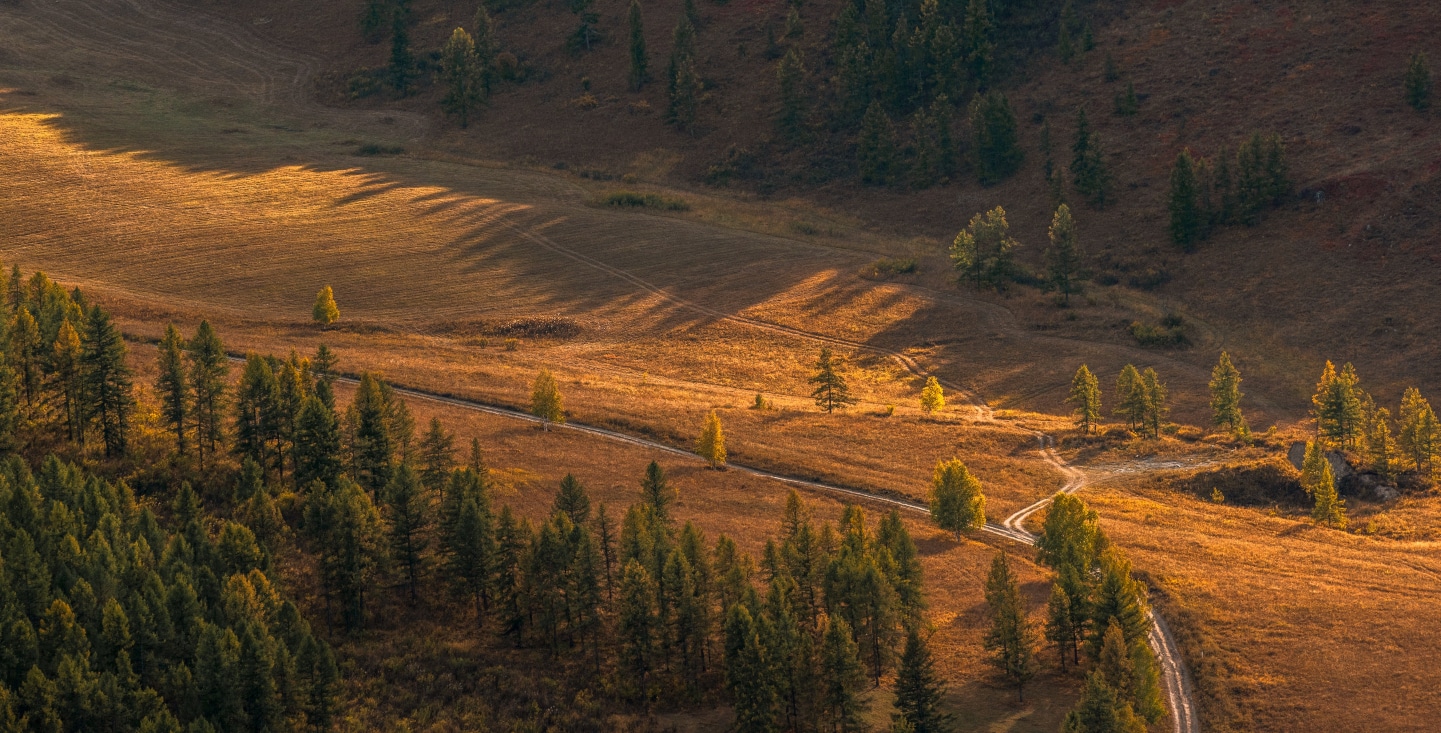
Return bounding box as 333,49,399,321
356,143,405,156
599,190,691,211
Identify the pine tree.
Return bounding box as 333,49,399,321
9,308,39,409
386,464,428,600
1398,387,1439,475
594,502,618,599
81,304,133,458
983,552,1037,702
1057,1,1078,63
52,319,84,445
1067,365,1102,435
1063,670,1147,733
919,376,945,416
439,27,484,128
389,6,414,92
294,395,342,489
697,410,727,468
235,354,281,478
312,286,340,326
1045,582,1076,672
1045,203,1084,304
858,100,899,185
449,493,494,621
810,347,857,412
352,372,393,495
949,206,1019,290
1140,368,1168,439
1169,149,1203,249
0,361,20,455
1313,361,1364,449
961,0,993,86
188,320,228,467
628,0,648,90
553,473,591,524
877,509,924,628
1305,459,1346,528
893,629,951,733
618,559,658,697
929,458,985,537
569,0,599,53
1300,439,1327,497
1404,51,1431,112
324,479,388,631
640,461,676,525
418,418,456,499
776,48,808,141
1088,552,1149,659
970,91,1022,184
1113,364,1146,432
1209,352,1245,437
666,17,700,131
530,369,564,429
1035,492,1101,576
1368,407,1397,480
1096,619,1132,699
820,615,868,732
1070,108,1111,208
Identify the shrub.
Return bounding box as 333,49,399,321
869,257,918,277
600,191,691,211
356,143,405,156
1129,314,1189,348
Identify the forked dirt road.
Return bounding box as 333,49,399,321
8,0,1197,726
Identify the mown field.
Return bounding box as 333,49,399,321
1,0,1440,730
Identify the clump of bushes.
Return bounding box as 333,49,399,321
1129,313,1189,348
600,191,691,211
356,143,405,156
868,257,918,277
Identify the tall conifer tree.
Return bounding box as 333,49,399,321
81,305,133,458
188,320,229,467
1067,365,1102,435
929,458,985,537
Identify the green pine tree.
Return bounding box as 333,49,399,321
1398,387,1439,474
929,458,985,537
820,615,868,732
666,17,700,131
1312,361,1364,449
1169,149,1204,249
776,48,808,141
1140,368,1167,439
1310,460,1346,529
618,558,658,697
52,319,84,445
1045,203,1084,304
188,320,228,468
628,0,648,90
1068,365,1102,435
858,100,900,185
386,464,428,600
389,6,414,92
439,27,484,128
1070,108,1111,208
293,395,342,489
418,417,455,499
810,347,857,412
893,629,951,733
949,205,1019,291
352,373,393,494
1112,81,1138,116
961,0,993,86
984,552,1038,701
1404,51,1431,111
81,304,133,458
1367,407,1397,480
553,473,591,524
1113,364,1146,432
1209,351,1245,437
970,91,1022,184
156,324,189,455
1044,581,1077,672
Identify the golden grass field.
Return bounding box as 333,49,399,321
2,0,1440,730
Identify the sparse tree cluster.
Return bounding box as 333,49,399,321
1168,134,1290,249
1035,493,1166,730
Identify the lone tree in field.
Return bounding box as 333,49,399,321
984,552,1038,702
1310,460,1346,529
920,376,945,417
1209,351,1246,437
1068,364,1102,435
696,410,726,468
530,369,565,429
1169,149,1203,250
440,27,484,128
810,347,856,412
627,0,647,90
1045,203,1084,305
313,285,340,326
1405,51,1432,111
930,458,985,537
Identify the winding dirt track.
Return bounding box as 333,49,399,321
17,0,1197,725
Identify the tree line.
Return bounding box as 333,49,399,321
1167,133,1289,251
950,201,1086,302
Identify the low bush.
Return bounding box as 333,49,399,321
600,191,691,211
